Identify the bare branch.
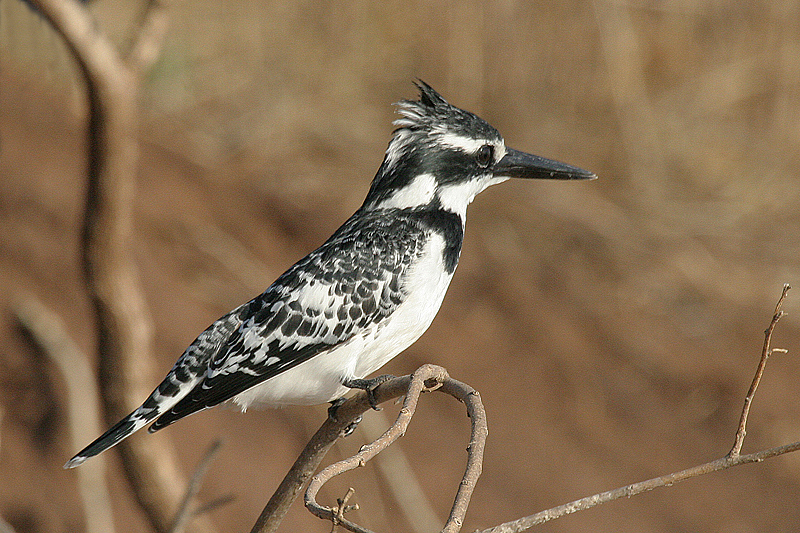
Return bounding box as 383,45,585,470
440,377,487,533
125,0,169,75
169,440,225,533
478,283,797,533
13,295,115,533
355,412,442,533
250,375,414,533
25,2,218,533
480,439,800,533
250,365,487,533
303,366,446,533
729,283,790,457
303,365,487,533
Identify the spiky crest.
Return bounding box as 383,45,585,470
392,80,499,141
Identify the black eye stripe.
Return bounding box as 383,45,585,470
476,144,494,167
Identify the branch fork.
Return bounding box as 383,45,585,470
251,364,487,533
728,283,790,458
304,364,486,533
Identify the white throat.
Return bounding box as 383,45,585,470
436,175,508,219
375,172,509,217
376,173,437,210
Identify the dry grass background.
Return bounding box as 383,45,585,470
2,0,800,532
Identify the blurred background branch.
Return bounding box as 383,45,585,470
2,0,800,532
13,295,114,533
16,0,215,532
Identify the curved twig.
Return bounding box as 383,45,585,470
303,365,448,528
303,365,487,533
13,295,115,533
250,365,487,533
439,377,487,533
355,411,442,532
250,374,415,533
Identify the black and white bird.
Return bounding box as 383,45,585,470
65,81,595,468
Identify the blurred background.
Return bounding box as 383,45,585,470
2,0,800,531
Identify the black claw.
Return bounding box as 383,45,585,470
365,387,381,411
342,415,363,437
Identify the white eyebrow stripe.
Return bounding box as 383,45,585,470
439,132,506,162
439,132,490,153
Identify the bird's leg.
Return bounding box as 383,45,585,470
327,398,363,436
327,375,394,434
342,374,395,411
328,396,347,414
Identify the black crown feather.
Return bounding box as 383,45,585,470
392,80,500,142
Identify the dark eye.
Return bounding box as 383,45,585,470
476,144,494,167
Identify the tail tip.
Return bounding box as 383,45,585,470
64,455,87,469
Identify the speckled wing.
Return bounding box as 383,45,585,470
149,212,426,431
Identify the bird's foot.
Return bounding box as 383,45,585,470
343,374,395,411
327,398,363,436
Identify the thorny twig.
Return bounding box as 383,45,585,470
729,283,791,457
477,284,797,533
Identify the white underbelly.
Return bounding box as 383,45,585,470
232,233,455,409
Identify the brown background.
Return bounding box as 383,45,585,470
2,1,800,532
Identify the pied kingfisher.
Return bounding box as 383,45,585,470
65,81,595,468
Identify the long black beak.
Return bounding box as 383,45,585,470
494,148,596,180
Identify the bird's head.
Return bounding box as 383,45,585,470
363,81,595,217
